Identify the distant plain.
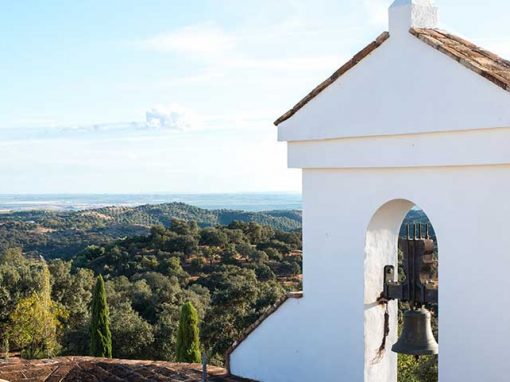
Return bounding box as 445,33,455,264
0,193,302,212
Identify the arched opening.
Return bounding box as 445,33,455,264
364,200,439,382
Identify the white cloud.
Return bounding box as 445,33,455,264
136,19,349,78
0,104,245,144
145,104,197,131
140,24,235,56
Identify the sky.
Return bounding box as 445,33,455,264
1,0,509,194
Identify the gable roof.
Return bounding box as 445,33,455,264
274,29,510,126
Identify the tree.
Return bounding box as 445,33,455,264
279,260,301,276
176,302,201,363
199,228,228,247
48,262,95,356
8,262,61,359
398,354,438,382
200,266,285,360
166,235,198,257
169,219,198,236
9,294,60,359
110,301,154,359
89,275,112,358
0,248,25,267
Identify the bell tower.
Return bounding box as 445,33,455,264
229,0,510,380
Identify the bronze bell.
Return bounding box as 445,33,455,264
392,308,438,356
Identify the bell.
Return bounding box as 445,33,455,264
392,308,438,356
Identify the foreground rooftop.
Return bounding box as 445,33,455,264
0,357,256,382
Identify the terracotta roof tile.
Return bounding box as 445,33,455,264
410,28,510,92
0,357,255,382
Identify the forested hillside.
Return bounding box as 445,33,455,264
0,219,302,364
0,203,301,259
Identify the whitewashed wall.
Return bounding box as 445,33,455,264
231,166,510,382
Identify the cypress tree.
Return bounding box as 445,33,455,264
89,275,112,358
176,302,201,363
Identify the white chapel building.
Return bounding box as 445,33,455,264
228,1,510,381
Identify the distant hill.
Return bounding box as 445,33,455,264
0,202,302,259
94,203,302,231
0,202,435,259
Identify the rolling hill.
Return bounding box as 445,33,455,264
0,202,302,259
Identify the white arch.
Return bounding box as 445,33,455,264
364,199,416,382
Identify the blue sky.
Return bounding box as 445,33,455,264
1,0,509,194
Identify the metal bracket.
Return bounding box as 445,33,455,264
381,224,438,307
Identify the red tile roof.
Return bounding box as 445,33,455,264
0,356,256,382
410,28,510,91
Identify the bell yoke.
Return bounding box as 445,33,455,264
379,224,439,356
